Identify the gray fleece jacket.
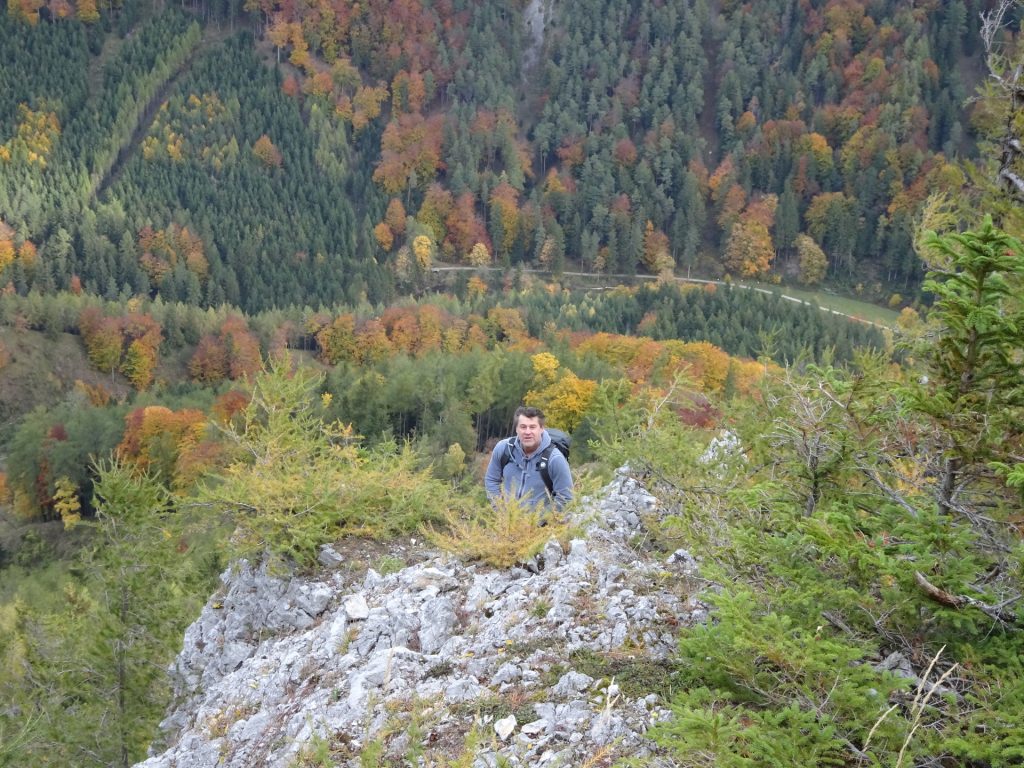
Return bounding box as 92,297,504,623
484,430,574,511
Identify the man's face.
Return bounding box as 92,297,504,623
516,415,543,453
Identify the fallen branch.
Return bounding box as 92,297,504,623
998,168,1024,198
821,610,855,636
914,571,1021,626
858,463,921,519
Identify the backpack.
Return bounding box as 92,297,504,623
500,428,571,496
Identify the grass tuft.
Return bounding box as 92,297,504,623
423,497,570,569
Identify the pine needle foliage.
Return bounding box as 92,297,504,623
196,356,455,567
617,220,1024,765
425,496,570,569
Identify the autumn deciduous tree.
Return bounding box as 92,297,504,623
252,134,283,168
117,406,207,485
0,238,14,272
287,23,310,69
716,183,747,230
266,18,292,63
525,353,597,432
384,198,407,236
138,224,208,287
578,332,665,383
189,335,229,383
417,183,453,242
801,131,834,174
373,222,394,251
412,235,434,270
466,274,488,299
489,182,521,260
221,315,262,380
378,306,422,354
121,339,157,390
350,85,388,131
331,57,361,94
80,309,125,375
724,216,774,278
315,314,357,365
373,113,444,194
211,390,250,426
642,221,674,275
612,137,638,166
556,137,585,169
7,0,44,23
674,341,732,392
53,476,81,530
467,242,491,267
76,0,99,22
112,313,163,391
303,71,334,99
446,192,488,258
390,69,427,113
0,104,60,166
354,318,393,364
795,234,828,285
188,316,261,383
486,307,528,344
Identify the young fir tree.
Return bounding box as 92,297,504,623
913,219,1024,517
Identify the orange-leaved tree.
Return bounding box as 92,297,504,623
79,307,125,375
188,315,261,383
252,134,283,168
373,112,444,193
724,212,775,278
315,314,358,365
119,312,163,390
488,181,521,260
116,406,209,488
642,221,675,275
525,352,597,432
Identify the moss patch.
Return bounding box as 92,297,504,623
569,648,680,700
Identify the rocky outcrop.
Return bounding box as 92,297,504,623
136,469,706,767
522,0,547,73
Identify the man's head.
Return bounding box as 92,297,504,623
514,406,545,454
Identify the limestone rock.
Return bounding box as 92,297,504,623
134,470,703,768
494,715,517,741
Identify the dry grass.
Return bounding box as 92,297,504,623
423,497,570,568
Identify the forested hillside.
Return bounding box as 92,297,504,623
1,1,1022,766
1,213,1021,765
0,0,1002,313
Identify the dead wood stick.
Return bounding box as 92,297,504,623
914,571,1021,626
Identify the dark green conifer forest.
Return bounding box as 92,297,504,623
0,0,1005,311
1,0,1022,765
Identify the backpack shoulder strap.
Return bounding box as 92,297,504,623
499,437,515,471
536,444,556,496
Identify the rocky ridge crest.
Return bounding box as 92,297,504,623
136,469,705,767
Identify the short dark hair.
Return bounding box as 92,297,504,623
513,405,545,427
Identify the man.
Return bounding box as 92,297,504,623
484,406,573,513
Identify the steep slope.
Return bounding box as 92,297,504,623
136,470,704,767
0,327,132,436
2,1,994,313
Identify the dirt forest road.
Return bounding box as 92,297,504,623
430,265,894,330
